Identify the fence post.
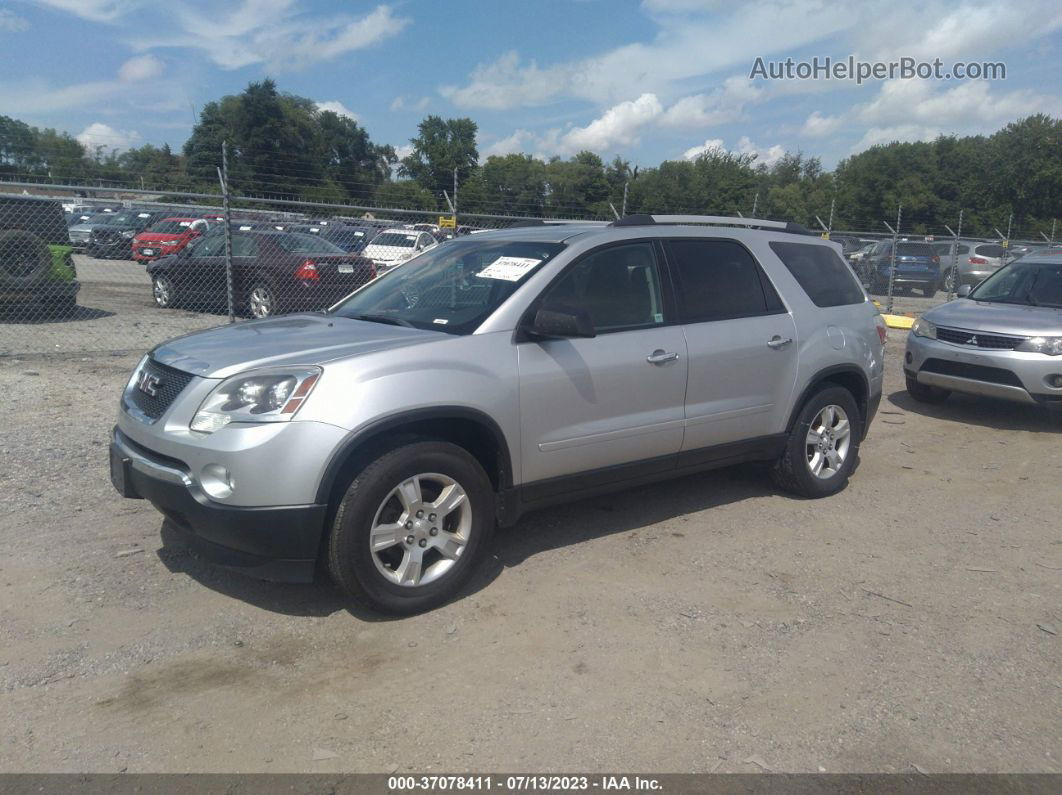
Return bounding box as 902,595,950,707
884,204,901,315
219,141,235,323
945,209,963,301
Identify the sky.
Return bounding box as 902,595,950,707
1,0,1061,170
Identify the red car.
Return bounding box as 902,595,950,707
132,217,217,263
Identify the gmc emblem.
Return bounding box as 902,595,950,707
136,370,162,397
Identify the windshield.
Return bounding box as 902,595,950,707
369,232,419,248
969,260,1062,308
331,238,565,334
273,233,346,254
148,220,192,234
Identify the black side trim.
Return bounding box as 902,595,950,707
314,406,514,504
786,365,871,437
515,434,787,518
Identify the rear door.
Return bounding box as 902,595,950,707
518,240,688,489
665,238,799,452
167,233,225,298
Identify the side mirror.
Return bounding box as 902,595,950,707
956,284,972,298
530,306,596,339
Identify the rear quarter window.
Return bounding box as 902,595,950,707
769,241,866,308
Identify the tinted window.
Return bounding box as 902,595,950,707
976,244,1005,258
769,242,865,307
542,242,665,333
273,233,346,254
895,243,934,257
665,239,782,322
231,235,257,257
192,234,226,257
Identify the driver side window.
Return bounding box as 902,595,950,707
541,242,665,333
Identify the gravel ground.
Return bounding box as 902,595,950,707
0,268,1059,774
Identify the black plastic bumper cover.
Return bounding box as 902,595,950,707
110,429,327,583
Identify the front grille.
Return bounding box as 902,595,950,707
921,358,1024,388
124,358,194,421
936,326,1025,350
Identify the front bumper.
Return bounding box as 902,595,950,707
110,427,327,582
875,269,939,286
905,333,1062,408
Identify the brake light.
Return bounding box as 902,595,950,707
931,255,940,264
295,259,319,281
968,256,989,265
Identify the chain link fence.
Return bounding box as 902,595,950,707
1,183,1058,356
0,185,563,356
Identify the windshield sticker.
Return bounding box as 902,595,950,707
432,318,449,325
477,256,542,281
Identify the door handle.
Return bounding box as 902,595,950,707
647,349,679,364
767,336,793,349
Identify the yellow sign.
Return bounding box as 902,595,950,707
820,231,830,240
438,215,456,228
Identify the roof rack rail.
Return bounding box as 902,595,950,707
505,219,609,228
612,214,815,236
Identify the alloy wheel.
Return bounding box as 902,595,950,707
153,276,172,308
249,285,274,318
805,404,852,479
368,473,472,587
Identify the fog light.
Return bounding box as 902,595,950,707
1046,374,1062,389
200,464,235,499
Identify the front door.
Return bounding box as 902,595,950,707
518,241,688,490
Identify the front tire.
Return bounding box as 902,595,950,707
772,386,862,498
327,441,495,615
905,375,950,404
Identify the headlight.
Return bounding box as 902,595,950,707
121,230,135,238
1016,336,1062,356
911,318,937,339
190,367,322,433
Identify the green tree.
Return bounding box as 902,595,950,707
400,116,479,195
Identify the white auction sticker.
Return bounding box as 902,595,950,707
477,256,542,281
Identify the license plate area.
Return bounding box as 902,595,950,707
338,262,354,273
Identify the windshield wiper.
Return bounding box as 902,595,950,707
350,313,414,328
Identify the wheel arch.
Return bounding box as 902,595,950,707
314,407,514,512
786,365,871,439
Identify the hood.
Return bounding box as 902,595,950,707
151,312,445,379
925,298,1062,337
136,231,191,242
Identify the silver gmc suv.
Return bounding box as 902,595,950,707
110,215,886,614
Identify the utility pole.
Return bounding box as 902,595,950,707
453,166,458,217
218,141,234,323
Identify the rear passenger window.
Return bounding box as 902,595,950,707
977,244,1005,258
231,235,257,257
769,241,865,308
665,239,783,322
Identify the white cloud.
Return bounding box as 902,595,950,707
801,111,843,137
35,0,136,22
483,130,537,158
389,95,431,112
394,144,414,161
134,1,410,72
682,136,785,166
561,93,663,153
316,100,358,121
76,122,142,152
682,138,725,160
442,2,853,109
118,54,163,82
0,8,29,31
659,77,763,129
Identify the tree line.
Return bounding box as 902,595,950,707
0,79,1058,237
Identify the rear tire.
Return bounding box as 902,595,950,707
152,274,177,309
772,386,862,498
905,375,950,404
921,282,938,297
327,441,495,615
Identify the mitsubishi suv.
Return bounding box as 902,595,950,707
109,215,886,614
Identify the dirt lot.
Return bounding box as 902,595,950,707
0,279,1059,773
